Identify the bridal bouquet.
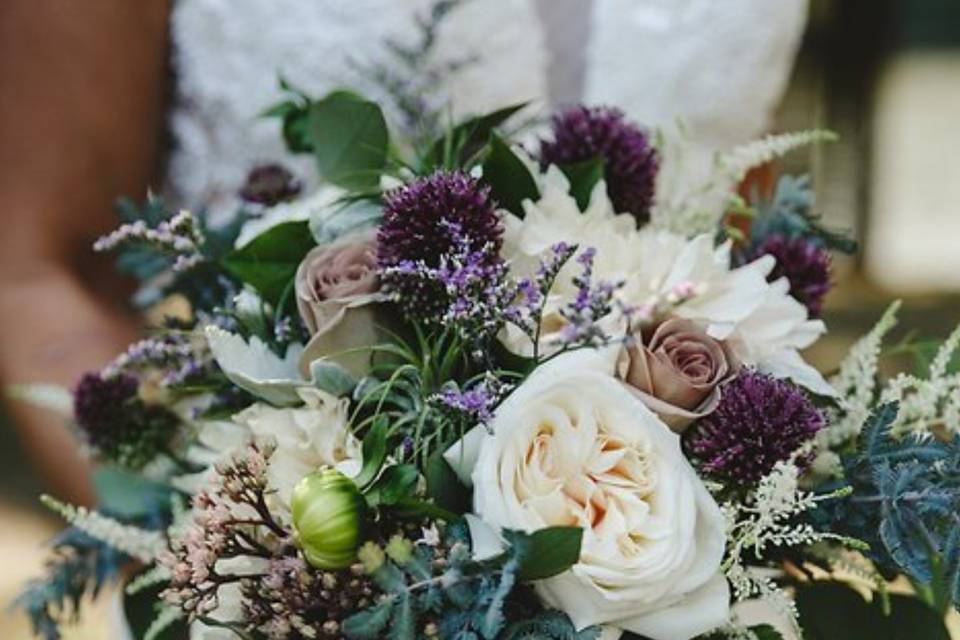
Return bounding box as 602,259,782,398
15,85,960,640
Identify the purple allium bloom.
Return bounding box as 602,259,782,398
378,171,503,320
74,371,177,469
239,163,302,206
685,370,825,485
74,372,139,441
540,105,659,222
749,234,831,317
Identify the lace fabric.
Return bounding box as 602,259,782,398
166,0,807,221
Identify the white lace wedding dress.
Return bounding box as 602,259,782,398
146,1,808,638
165,0,808,222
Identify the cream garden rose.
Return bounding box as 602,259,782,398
446,349,729,640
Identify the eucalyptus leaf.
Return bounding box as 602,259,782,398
221,221,315,306
307,91,388,189
559,157,605,211
481,134,539,216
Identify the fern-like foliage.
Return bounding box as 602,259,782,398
742,174,856,255
342,523,598,640
13,527,128,640
820,402,960,610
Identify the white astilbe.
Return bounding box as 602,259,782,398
882,321,960,438
722,459,855,632
652,128,837,237
126,564,173,595
820,301,901,449
5,383,73,416
41,495,165,563
144,605,185,640
716,130,838,188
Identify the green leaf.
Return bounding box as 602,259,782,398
750,624,784,640
342,597,395,639
389,498,459,522
424,450,471,515
366,464,419,507
796,581,950,640
309,197,383,245
512,527,583,581
221,221,315,306
426,102,528,169
355,417,389,490
559,157,604,211
481,134,539,216
307,91,389,189
93,467,172,519
309,360,357,397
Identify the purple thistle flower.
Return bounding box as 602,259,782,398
540,105,659,222
238,163,301,206
684,370,825,485
749,234,831,317
378,172,504,325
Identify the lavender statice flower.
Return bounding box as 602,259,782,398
502,242,577,344
238,163,302,206
685,370,825,485
103,334,212,388
554,247,625,349
748,234,831,317
94,210,205,274
378,171,503,321
431,374,512,426
540,105,659,222
73,371,177,469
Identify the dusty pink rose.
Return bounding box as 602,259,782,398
617,317,737,432
295,230,383,377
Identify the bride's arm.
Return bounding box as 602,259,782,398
0,1,170,505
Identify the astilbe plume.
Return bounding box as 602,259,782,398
73,372,177,469
749,234,831,317
378,171,503,322
685,370,825,485
540,105,658,222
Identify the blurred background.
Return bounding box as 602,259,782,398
2,0,960,637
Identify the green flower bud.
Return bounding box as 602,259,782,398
291,468,366,570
